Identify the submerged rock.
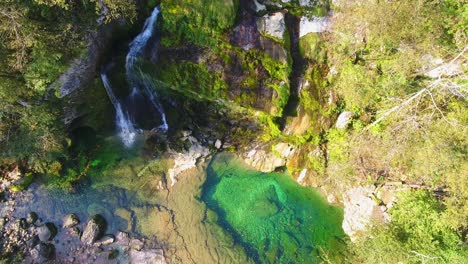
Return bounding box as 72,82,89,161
30,242,55,261
63,214,80,228
81,214,107,245
26,212,38,225
129,249,166,264
37,223,57,242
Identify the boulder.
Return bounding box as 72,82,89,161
63,214,80,228
342,186,381,241
26,212,38,225
256,12,286,40
30,242,55,261
81,214,107,245
37,223,57,242
97,235,115,246
335,111,353,129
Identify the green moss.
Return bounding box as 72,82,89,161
155,61,227,100
10,173,35,192
160,0,239,48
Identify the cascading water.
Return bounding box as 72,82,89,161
125,6,168,131
101,72,137,147
102,6,168,147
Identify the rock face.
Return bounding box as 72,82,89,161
37,223,57,242
168,143,210,186
257,12,286,40
244,143,295,172
81,214,107,245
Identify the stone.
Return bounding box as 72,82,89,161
81,214,107,245
37,223,57,242
342,186,380,241
256,12,286,40
335,111,353,129
130,238,144,251
31,242,55,261
26,212,38,225
244,143,295,172
168,143,210,186
98,234,115,246
214,139,222,149
129,249,166,264
70,227,81,237
27,235,40,248
63,214,80,228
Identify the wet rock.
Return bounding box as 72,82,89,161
335,111,353,129
168,143,210,186
0,217,7,227
37,223,57,242
81,214,107,245
130,238,144,251
63,214,80,228
256,12,286,40
18,218,28,229
108,249,119,260
129,249,165,264
116,231,130,246
31,242,55,261
27,235,40,248
70,226,81,237
98,234,115,246
27,212,38,225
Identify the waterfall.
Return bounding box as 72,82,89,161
126,6,168,131
101,72,137,147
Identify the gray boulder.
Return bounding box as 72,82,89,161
81,214,107,245
256,12,286,40
37,223,57,242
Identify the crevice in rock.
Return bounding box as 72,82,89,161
279,13,306,130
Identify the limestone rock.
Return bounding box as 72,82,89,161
342,186,379,241
335,111,353,129
256,12,286,40
63,214,80,228
168,143,210,186
30,242,55,261
244,143,295,172
81,214,107,245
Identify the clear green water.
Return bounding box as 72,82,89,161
202,153,346,263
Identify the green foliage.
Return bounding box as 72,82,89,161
350,190,468,263
160,0,238,47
